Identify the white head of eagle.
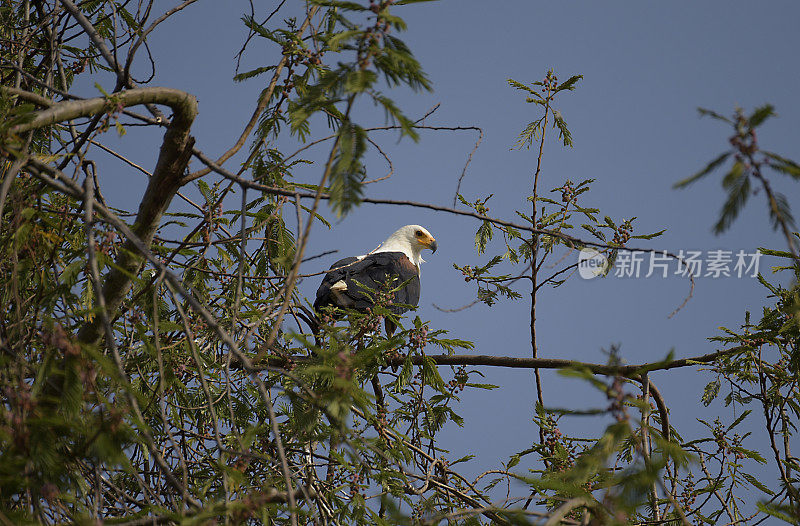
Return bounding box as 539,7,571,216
313,225,437,331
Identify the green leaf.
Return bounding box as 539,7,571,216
739,448,767,464
60,259,85,286
475,221,492,254
631,229,666,240
328,121,367,217
674,152,731,188
742,473,773,496
555,74,583,92
767,191,796,231
507,78,539,96
581,224,606,241
327,29,362,50
757,247,794,259
371,93,418,140
552,110,573,147
343,69,377,94
241,15,277,40
117,7,140,31
756,501,799,524
748,104,775,128
764,151,800,179
697,107,732,123
198,179,212,203
701,379,720,406
422,357,446,392
465,383,499,390
725,409,751,431
233,65,277,82
512,117,543,150
713,162,749,234
93,82,111,97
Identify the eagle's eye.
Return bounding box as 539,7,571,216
415,230,423,237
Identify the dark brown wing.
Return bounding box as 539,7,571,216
314,252,420,314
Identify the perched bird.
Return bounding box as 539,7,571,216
314,225,437,334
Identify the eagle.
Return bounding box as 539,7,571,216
314,225,437,334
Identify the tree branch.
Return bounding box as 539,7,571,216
381,347,745,376
8,87,195,134
4,86,199,346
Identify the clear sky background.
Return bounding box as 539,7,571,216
83,1,800,517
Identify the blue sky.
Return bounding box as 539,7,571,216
85,0,800,515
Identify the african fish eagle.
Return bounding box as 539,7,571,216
314,225,437,334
